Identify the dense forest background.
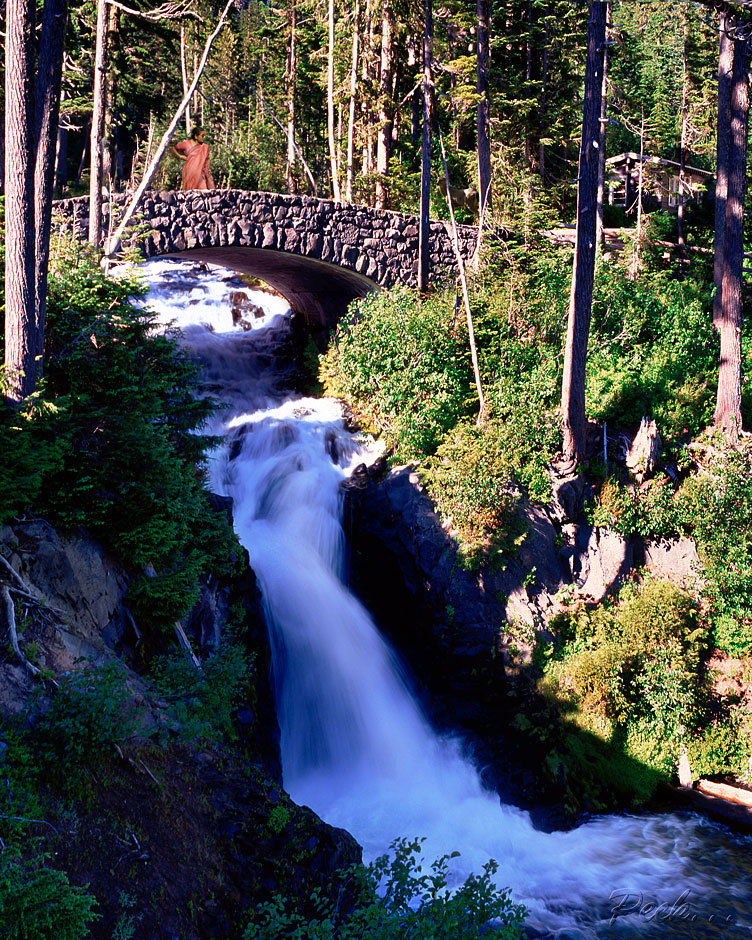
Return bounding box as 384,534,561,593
2,2,752,937
0,0,724,222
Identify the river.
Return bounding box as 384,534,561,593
138,258,752,939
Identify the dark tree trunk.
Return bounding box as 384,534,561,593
54,92,69,195
560,0,607,465
89,0,107,245
596,1,610,248
34,0,69,373
714,24,750,435
4,0,37,404
477,0,492,220
418,0,433,291
375,0,394,209
714,12,733,330
539,11,548,183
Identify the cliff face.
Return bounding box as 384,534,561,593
0,518,361,939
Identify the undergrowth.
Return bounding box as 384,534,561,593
523,576,752,812
0,234,239,633
244,836,526,940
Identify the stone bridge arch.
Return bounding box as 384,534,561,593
54,191,479,332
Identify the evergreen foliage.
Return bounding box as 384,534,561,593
0,235,239,633
0,849,99,940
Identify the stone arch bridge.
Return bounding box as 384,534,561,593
54,190,479,333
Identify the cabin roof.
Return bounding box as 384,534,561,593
606,152,713,179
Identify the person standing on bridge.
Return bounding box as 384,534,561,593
171,126,215,190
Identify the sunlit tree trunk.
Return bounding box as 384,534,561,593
34,0,68,371
539,9,549,184
345,0,360,202
596,0,610,249
327,0,341,200
102,2,119,190
361,0,375,185
180,22,192,135
286,0,297,193
714,11,733,330
560,0,606,466
714,24,750,436
677,11,688,247
477,0,492,222
418,0,432,291
375,0,394,209
4,0,37,403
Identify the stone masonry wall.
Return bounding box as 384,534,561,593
54,190,479,290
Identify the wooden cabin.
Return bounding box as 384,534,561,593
605,152,713,215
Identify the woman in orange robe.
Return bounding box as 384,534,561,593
171,126,215,190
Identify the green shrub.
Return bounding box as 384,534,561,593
422,422,524,567
150,642,254,742
681,447,752,655
0,849,98,940
243,837,526,940
544,578,708,792
321,288,472,458
686,716,752,778
32,663,138,794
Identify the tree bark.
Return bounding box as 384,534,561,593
88,0,108,245
375,0,394,209
180,22,192,135
539,11,549,183
4,0,37,404
714,23,750,435
596,0,610,249
34,0,69,373
106,0,235,258
438,129,485,425
477,0,492,222
54,86,69,195
327,0,341,200
286,0,297,193
677,11,688,247
560,0,607,466
417,0,433,292
361,0,375,182
102,2,119,190
345,0,360,202
714,12,733,330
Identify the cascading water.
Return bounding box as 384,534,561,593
138,259,752,939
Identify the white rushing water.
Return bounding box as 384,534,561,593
137,259,752,939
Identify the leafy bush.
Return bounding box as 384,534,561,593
32,663,138,794
681,446,752,656
587,444,752,659
686,715,752,779
586,269,720,448
544,578,708,780
321,288,472,458
423,422,526,567
0,849,98,940
149,642,254,742
243,837,526,940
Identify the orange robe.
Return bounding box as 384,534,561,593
175,139,215,190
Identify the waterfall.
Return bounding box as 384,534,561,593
139,259,752,939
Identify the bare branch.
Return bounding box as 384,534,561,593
1,585,42,678
106,0,201,20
